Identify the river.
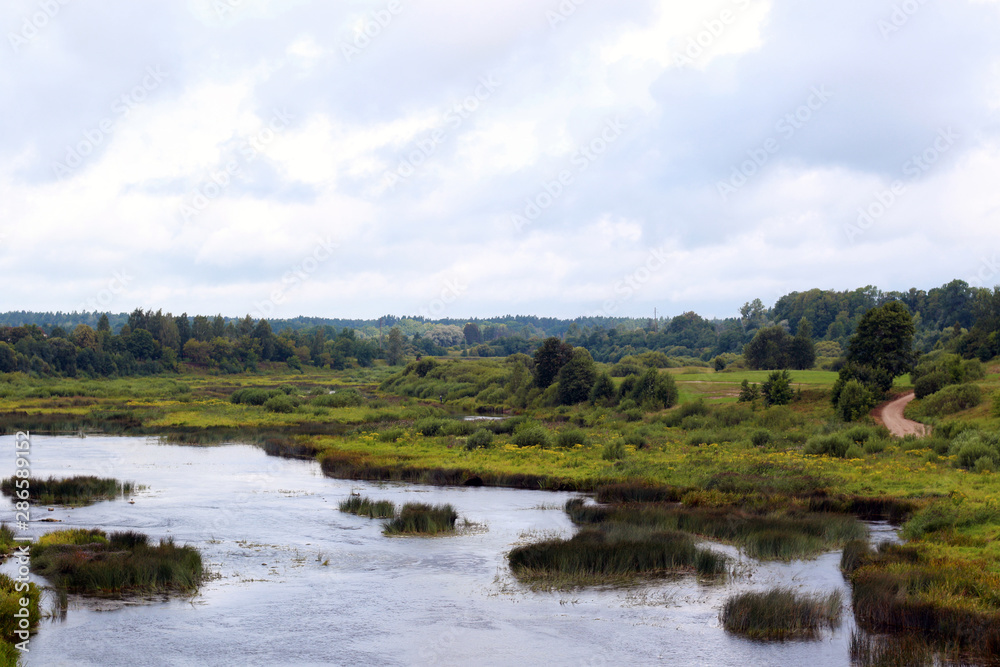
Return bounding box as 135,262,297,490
0,435,888,666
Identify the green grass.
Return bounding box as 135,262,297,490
30,529,203,595
338,495,397,518
1,572,41,648
1,475,133,506
382,503,458,536
720,588,842,640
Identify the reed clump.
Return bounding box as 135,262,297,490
1,572,41,646
30,529,203,595
1,475,133,506
338,495,397,519
382,503,458,536
720,588,842,640
508,522,728,586
566,499,865,561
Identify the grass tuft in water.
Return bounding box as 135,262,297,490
1,475,133,506
382,503,458,536
338,495,397,519
720,588,842,640
30,529,203,595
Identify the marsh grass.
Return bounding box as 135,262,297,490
508,523,728,586
382,503,458,536
1,475,133,506
30,529,203,595
566,499,865,561
720,588,842,640
338,495,397,519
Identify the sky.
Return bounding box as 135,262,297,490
1,0,999,322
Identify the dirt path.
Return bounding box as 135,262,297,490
875,392,929,438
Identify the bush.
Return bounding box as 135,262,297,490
804,433,852,458
845,444,864,460
737,380,761,403
511,426,552,448
835,379,877,422
230,388,280,406
919,383,983,417
556,429,589,448
751,430,772,447
311,389,364,408
466,429,494,450
955,441,996,470
378,427,405,443
761,370,794,406
914,371,950,399
414,417,449,436
974,456,995,474
602,440,627,461
263,394,297,413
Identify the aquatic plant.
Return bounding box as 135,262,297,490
382,503,458,536
1,475,133,506
338,495,397,519
720,588,842,640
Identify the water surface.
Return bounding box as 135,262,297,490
1,435,873,666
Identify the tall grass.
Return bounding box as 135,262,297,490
1,475,133,506
720,588,842,640
1,572,41,644
382,503,458,536
338,495,397,519
566,499,865,561
508,523,728,585
30,529,203,595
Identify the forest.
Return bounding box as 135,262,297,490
1,279,998,379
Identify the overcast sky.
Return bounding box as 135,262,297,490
1,0,999,321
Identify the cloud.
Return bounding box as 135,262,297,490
2,0,999,319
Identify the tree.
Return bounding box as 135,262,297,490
788,317,816,370
847,301,915,379
629,367,679,410
557,348,597,405
737,379,761,403
71,324,98,351
97,314,111,333
835,379,876,421
385,328,406,366
761,370,794,406
589,371,617,405
533,337,574,388
463,322,482,345
743,326,792,370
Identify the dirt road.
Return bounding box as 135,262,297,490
875,392,929,438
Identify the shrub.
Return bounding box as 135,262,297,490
511,426,552,448
622,433,647,449
914,370,950,399
835,379,876,422
602,440,627,461
311,389,364,408
556,429,588,448
804,434,852,458
628,368,679,410
737,380,761,403
919,383,983,417
955,441,996,470
414,417,449,436
761,370,794,406
263,394,297,413
974,456,995,473
466,429,494,450
845,444,864,460
378,427,405,443
750,430,772,448
229,388,279,406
